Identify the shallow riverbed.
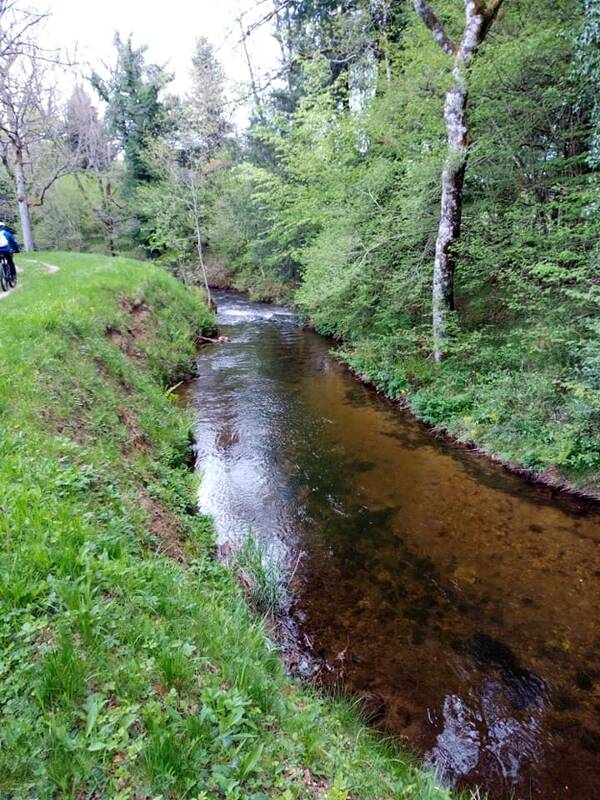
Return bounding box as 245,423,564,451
183,291,600,800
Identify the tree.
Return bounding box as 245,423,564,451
577,0,600,174
92,35,170,189
413,0,505,362
268,0,379,113
0,11,75,251
66,86,125,255
137,41,231,297
189,37,231,158
0,0,46,59
137,130,217,300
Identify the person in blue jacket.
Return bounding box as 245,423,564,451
0,223,20,282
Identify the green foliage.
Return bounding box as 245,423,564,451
32,174,114,253
127,39,232,282
189,36,232,158
577,0,600,169
92,34,171,188
233,537,288,616
38,634,87,709
210,0,600,491
0,172,16,225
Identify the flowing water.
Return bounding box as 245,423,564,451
184,291,600,799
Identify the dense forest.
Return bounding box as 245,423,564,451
1,0,599,487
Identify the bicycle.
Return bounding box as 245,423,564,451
0,253,17,292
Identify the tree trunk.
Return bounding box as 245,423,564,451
104,180,116,256
195,226,211,307
238,18,265,123
189,169,212,306
14,149,34,251
432,64,468,362
414,0,505,362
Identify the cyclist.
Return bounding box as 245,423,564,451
0,222,20,283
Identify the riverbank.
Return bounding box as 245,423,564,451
212,278,600,503
336,338,600,502
0,252,456,799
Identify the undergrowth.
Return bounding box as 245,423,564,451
338,313,600,494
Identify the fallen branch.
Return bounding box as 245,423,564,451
199,335,230,344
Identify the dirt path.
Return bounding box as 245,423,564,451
34,259,60,273
0,258,60,300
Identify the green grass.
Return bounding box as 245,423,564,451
0,252,457,799
232,536,288,617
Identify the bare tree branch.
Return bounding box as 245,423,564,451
29,164,69,208
413,0,457,55
0,3,49,59
481,0,506,38
241,0,294,38
0,4,75,248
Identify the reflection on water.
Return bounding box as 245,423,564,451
185,291,600,800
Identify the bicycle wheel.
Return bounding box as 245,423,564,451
7,260,16,288
0,260,8,293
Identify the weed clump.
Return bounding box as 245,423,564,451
233,536,288,616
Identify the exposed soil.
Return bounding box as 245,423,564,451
139,490,186,562
116,405,149,452
105,297,154,358
103,297,194,563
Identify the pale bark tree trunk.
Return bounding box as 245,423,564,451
414,0,505,362
195,223,211,307
14,148,34,251
381,0,392,85
237,17,265,123
0,16,74,254
432,57,470,360
189,169,212,307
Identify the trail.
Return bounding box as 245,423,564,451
33,259,60,273
0,257,60,300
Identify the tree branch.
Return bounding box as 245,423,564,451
481,0,506,37
486,0,506,19
413,0,457,55
0,8,49,59
240,0,295,39
30,163,71,208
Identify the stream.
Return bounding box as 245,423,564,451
183,291,600,799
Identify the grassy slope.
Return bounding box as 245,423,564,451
0,252,454,800
338,328,600,498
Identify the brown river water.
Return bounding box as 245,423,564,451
184,291,600,799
